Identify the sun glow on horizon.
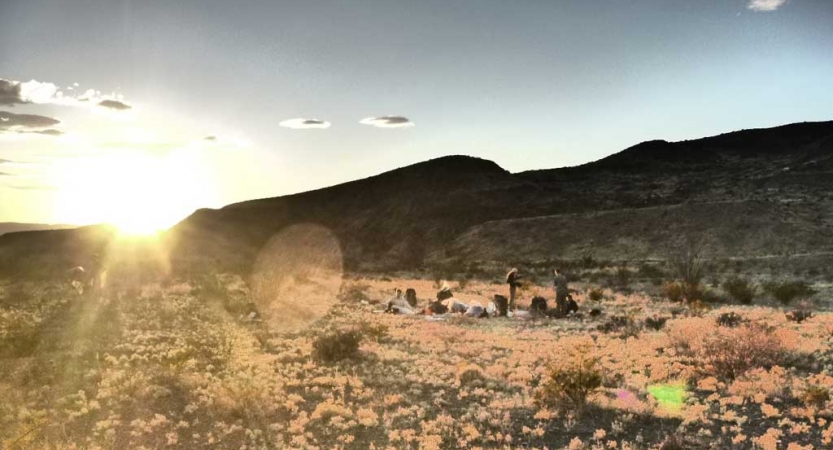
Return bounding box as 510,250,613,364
51,149,218,235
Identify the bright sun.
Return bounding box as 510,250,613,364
52,150,216,235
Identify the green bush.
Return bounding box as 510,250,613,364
534,353,603,415
312,328,363,363
722,277,756,305
763,280,815,305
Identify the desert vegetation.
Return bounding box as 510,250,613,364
1,271,831,450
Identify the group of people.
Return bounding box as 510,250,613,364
383,267,576,319
507,267,574,316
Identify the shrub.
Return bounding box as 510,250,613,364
801,385,830,408
722,277,756,304
716,311,743,328
637,263,665,280
588,287,604,302
338,283,370,303
700,323,785,380
688,300,712,317
312,328,363,363
534,353,602,415
457,364,486,386
662,281,684,303
666,236,708,297
786,309,813,323
357,320,389,342
645,316,669,331
614,266,631,287
763,280,815,305
659,435,686,450
597,316,641,338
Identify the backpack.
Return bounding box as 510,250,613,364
493,295,509,317
530,296,548,313
428,301,449,315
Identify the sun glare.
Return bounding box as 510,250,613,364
51,149,217,235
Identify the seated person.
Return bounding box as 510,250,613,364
386,288,418,315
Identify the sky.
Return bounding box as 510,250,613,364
1,0,832,230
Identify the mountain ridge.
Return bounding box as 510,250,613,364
1,120,832,278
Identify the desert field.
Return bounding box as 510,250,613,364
1,273,831,450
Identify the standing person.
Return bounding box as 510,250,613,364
506,268,523,313
553,269,569,315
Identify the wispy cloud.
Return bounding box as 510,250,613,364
359,116,415,128
747,0,788,11
279,118,331,129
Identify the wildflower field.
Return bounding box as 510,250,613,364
1,275,832,450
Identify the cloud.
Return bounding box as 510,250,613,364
279,118,331,129
359,116,415,128
98,99,132,110
0,79,59,105
0,111,61,133
0,77,130,110
203,135,217,141
747,0,788,11
0,80,23,105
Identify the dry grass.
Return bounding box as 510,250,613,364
1,275,831,449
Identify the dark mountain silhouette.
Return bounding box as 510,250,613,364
0,222,75,236
1,120,832,278
167,120,833,274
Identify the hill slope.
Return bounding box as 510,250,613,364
167,120,833,274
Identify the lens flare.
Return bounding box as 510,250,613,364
250,224,343,332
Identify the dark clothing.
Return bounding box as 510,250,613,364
507,272,522,311
493,295,509,317
405,288,418,307
531,296,548,314
553,274,568,294
553,274,569,314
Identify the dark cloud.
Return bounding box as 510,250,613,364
204,135,217,141
98,99,132,110
0,172,12,176
0,79,25,105
279,117,331,129
0,111,61,132
359,116,415,128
